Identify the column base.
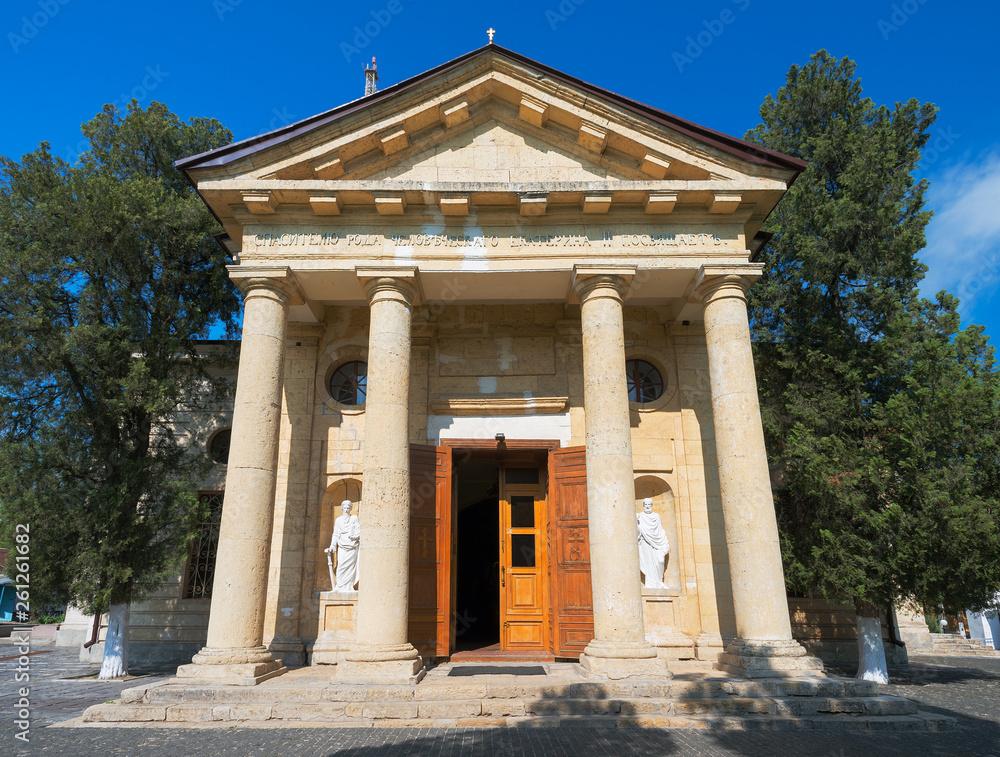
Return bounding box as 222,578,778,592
714,639,825,678
580,640,672,679
337,643,426,683
176,646,287,686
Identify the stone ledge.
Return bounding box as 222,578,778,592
429,396,568,415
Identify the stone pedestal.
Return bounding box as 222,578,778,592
896,601,934,654
340,270,424,683
574,268,670,679
55,605,93,647
697,267,824,678
642,588,696,660
311,592,358,665
177,269,301,685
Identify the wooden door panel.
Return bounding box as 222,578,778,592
548,446,595,657
510,573,539,609
506,621,544,647
407,444,451,657
556,571,593,612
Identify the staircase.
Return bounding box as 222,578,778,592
930,634,1000,657
81,661,955,731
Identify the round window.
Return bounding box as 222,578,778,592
209,429,231,465
626,359,664,404
329,361,368,406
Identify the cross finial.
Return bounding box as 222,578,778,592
487,27,496,43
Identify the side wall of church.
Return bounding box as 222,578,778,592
128,354,236,665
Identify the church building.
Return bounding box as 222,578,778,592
164,43,828,683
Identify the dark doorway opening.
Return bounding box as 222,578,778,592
454,460,500,652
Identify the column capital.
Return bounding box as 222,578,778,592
228,266,305,306
356,267,421,306
572,265,635,302
694,264,763,303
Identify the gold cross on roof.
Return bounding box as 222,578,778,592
487,27,496,43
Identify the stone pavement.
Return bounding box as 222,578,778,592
2,649,999,755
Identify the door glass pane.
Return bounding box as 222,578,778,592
510,496,535,528
505,467,539,485
511,534,536,567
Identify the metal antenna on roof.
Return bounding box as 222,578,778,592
365,57,378,97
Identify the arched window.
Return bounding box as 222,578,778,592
626,359,664,404
208,428,231,465
329,361,368,406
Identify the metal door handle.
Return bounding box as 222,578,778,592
501,565,505,587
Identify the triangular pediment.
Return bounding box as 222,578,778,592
179,46,803,240
354,119,628,183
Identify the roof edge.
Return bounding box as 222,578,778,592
176,44,806,175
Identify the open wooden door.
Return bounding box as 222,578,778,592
499,466,548,651
408,444,451,657
547,446,594,657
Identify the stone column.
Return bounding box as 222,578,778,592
574,267,669,678
177,268,302,685
696,265,823,678
339,269,424,682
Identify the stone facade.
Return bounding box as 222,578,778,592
135,45,836,681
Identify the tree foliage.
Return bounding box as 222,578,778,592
746,51,1000,620
0,102,238,618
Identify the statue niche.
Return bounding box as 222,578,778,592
326,499,360,592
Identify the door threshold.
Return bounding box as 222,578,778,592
449,648,555,663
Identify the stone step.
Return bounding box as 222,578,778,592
80,702,953,731
86,695,918,722
132,677,881,706
930,637,1000,656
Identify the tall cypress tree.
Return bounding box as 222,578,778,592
746,51,1000,681
0,102,238,677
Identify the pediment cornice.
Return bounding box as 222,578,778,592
180,46,803,250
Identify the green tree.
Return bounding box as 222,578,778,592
746,51,1000,681
0,102,238,677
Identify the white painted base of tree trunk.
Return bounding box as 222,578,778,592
856,613,889,683
98,603,130,679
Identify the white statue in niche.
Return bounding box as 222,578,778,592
325,499,361,592
637,497,670,589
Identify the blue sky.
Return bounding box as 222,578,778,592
3,0,998,343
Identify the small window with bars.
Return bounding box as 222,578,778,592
184,492,224,599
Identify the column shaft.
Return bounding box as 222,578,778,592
699,272,822,677
179,272,298,684
342,274,423,681
575,271,667,677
